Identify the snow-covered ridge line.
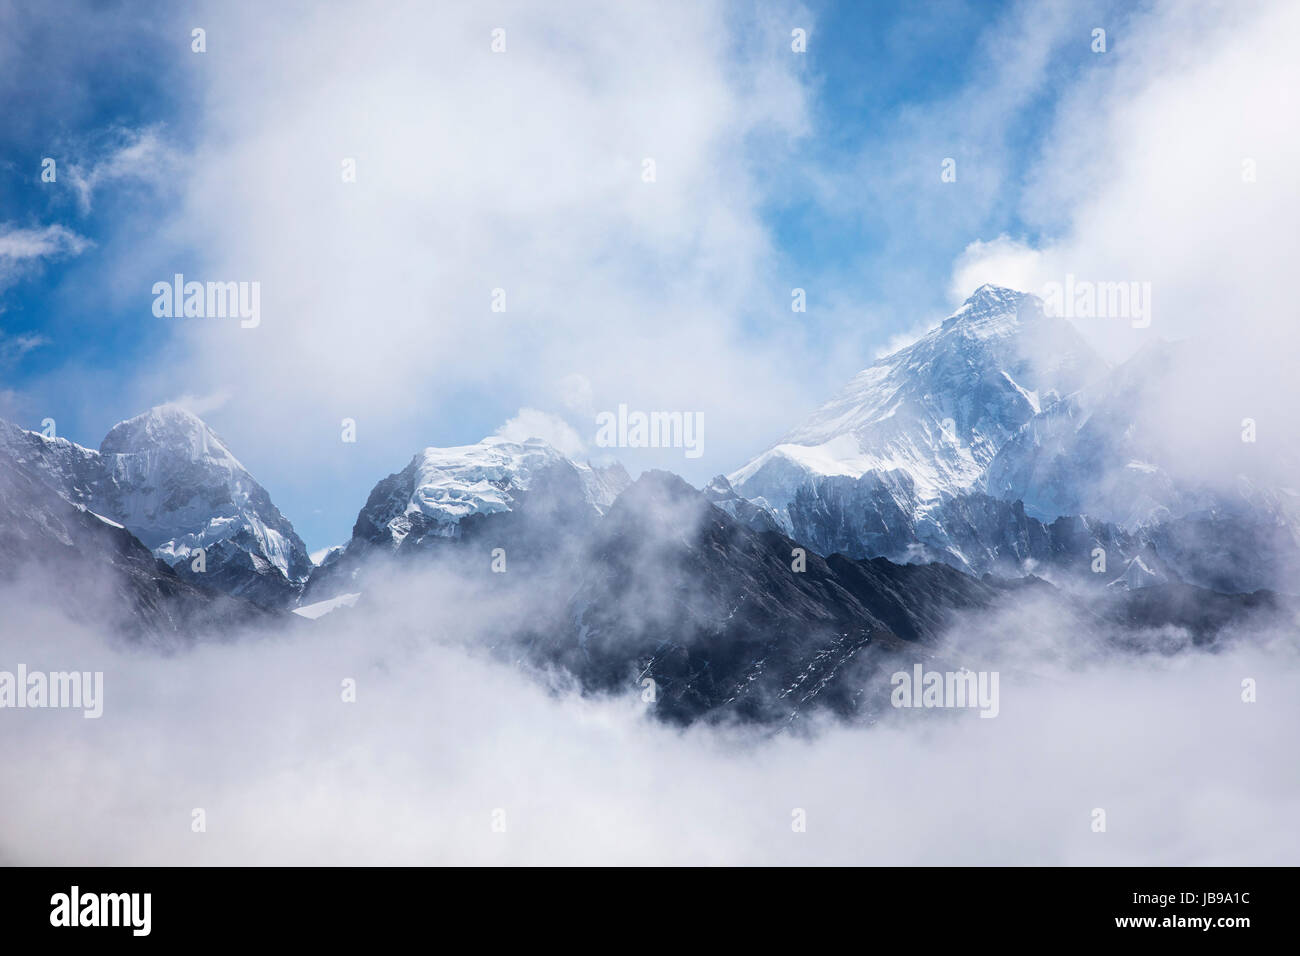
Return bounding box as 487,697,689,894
0,404,312,607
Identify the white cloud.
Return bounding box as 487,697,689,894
494,407,586,458
953,0,1300,364
0,331,48,360
0,223,90,262
0,223,91,292
164,388,232,418
2,564,1296,865
557,373,595,417
811,0,1081,250
948,235,1050,307
123,0,814,487
65,125,179,214
947,0,1300,494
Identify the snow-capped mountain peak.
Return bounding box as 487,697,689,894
0,406,312,607
299,431,633,604
729,286,1107,524
100,403,248,473
92,406,309,587
407,436,590,527
351,434,631,549
945,282,1029,325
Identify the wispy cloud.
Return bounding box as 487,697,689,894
64,125,179,214
0,222,91,292
0,223,90,260
495,408,587,458
0,331,49,358
164,388,233,417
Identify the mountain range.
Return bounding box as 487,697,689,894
2,285,1293,720
730,285,1300,593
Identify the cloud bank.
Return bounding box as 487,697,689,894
1,560,1297,865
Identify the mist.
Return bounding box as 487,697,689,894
2,557,1296,866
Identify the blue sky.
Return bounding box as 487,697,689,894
3,0,1284,551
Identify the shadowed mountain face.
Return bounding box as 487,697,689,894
527,471,1002,724
515,472,1288,725
0,455,281,645
308,469,1286,727
980,339,1300,594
